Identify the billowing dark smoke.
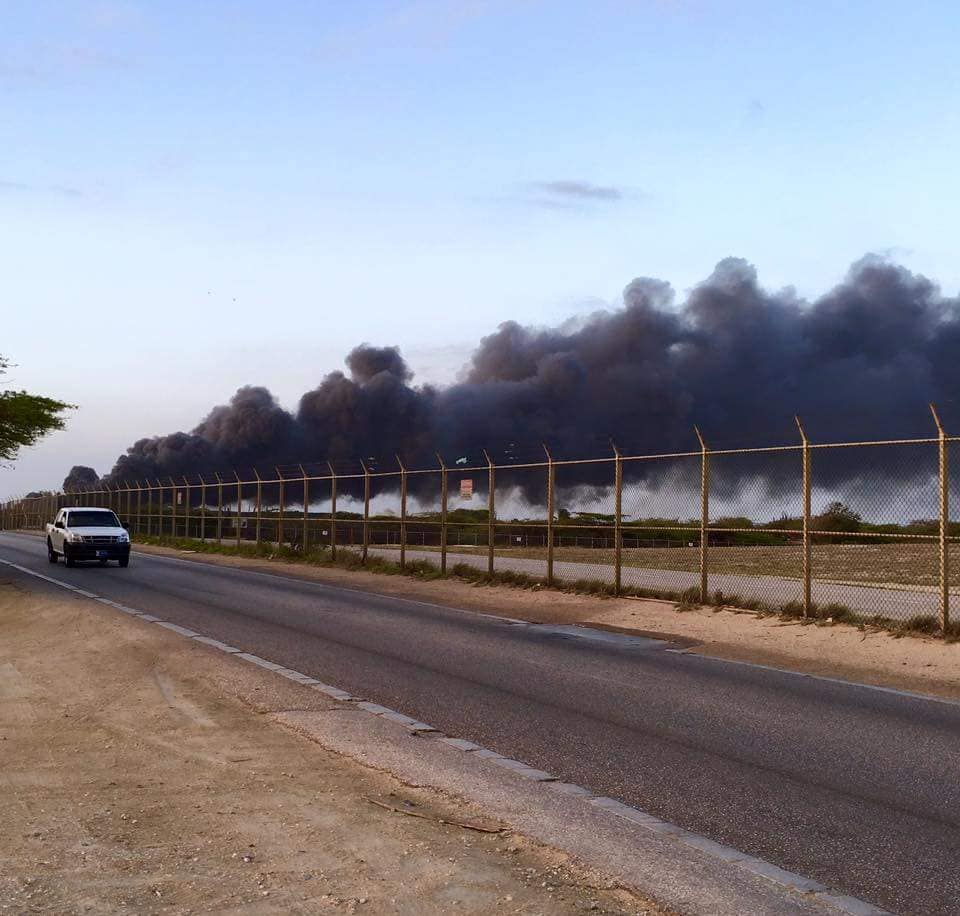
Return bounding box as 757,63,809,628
63,465,100,492
102,256,959,487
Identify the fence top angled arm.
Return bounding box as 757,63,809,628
694,426,707,451
795,415,809,445
435,452,446,471
930,402,945,436
542,443,553,462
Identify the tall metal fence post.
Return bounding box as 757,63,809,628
235,472,242,547
613,442,623,597
147,477,159,536
215,473,223,543
300,465,309,554
796,416,812,618
483,449,495,575
361,460,370,565
254,470,262,545
182,477,190,539
437,454,448,575
327,462,337,560
200,476,207,542
543,444,555,585
147,481,154,536
277,469,285,551
931,403,950,634
169,477,178,538
397,455,407,570
135,482,142,535
695,427,710,604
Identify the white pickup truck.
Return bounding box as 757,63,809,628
46,507,131,568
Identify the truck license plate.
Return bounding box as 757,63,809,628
97,550,108,557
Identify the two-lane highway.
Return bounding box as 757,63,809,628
2,531,959,915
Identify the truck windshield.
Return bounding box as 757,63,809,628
67,511,122,528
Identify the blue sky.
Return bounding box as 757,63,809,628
3,0,959,495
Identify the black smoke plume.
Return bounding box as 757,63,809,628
63,465,101,492
103,256,959,489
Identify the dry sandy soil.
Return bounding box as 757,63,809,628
0,581,668,916
131,542,960,700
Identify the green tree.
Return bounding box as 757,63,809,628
814,501,862,533
0,356,73,464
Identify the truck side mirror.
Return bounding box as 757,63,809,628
120,521,130,530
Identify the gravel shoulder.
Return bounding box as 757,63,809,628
0,580,666,915
130,541,960,701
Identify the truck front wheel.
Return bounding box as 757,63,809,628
47,540,58,564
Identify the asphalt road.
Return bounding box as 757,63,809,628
3,531,959,915
370,546,951,619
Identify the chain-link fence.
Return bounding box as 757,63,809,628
3,418,957,632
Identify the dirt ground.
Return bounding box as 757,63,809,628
131,542,960,700
0,581,667,916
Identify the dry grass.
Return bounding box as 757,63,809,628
398,541,958,588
